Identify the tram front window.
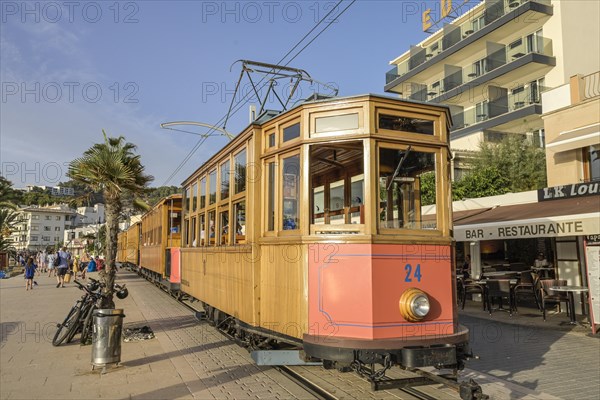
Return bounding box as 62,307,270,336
310,141,364,230
379,147,437,230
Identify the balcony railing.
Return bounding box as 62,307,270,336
386,0,551,84
451,85,550,130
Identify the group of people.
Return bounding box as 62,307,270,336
20,248,103,291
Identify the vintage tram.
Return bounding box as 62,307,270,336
175,93,470,376
135,195,183,293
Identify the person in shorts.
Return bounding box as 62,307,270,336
56,247,70,288
24,257,37,291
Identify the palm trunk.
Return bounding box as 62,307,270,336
100,197,121,308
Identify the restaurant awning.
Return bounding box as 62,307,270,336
454,196,600,241
546,123,600,153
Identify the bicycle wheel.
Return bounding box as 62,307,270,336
80,305,96,346
52,304,81,346
65,302,91,344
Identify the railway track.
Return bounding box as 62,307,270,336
128,265,484,400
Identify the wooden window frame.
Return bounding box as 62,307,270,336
279,150,301,236
376,142,443,237
263,157,278,237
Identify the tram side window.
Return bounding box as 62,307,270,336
219,210,229,245
379,148,437,230
282,155,300,230
184,187,190,213
183,219,189,247
192,183,198,212
234,202,246,243
208,211,216,245
283,123,300,142
199,214,205,246
209,170,216,205
221,161,230,200
200,177,206,209
234,149,246,194
191,217,197,247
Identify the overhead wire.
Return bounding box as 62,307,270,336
162,0,354,185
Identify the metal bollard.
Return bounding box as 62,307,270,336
91,309,125,372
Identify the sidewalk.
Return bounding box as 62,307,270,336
0,270,312,400
1,270,598,399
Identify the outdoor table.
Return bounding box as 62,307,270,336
550,286,589,325
476,279,518,312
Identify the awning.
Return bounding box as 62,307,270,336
454,196,600,241
546,123,600,153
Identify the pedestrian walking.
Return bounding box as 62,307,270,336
24,257,37,291
56,247,70,288
47,252,56,277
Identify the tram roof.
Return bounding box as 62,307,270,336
181,93,452,186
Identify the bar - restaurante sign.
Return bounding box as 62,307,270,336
538,182,600,202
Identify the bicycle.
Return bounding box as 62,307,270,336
52,278,128,346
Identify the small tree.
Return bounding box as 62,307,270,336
68,131,153,307
470,135,547,193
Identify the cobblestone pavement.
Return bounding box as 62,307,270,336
2,270,598,399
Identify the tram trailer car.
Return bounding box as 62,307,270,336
178,94,470,374
117,221,141,271
138,195,183,293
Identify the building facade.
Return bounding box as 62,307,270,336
10,205,75,251
385,0,600,177
543,72,600,185
25,185,75,196
73,203,105,226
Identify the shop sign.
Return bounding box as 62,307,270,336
587,234,600,246
455,213,600,241
538,182,600,201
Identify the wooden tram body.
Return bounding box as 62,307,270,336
138,195,183,291
176,94,469,370
117,222,141,266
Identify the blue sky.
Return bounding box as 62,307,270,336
1,0,473,188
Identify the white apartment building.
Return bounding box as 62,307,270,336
385,0,600,177
74,203,105,226
10,205,76,251
26,185,75,196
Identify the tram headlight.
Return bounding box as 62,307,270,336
399,288,431,322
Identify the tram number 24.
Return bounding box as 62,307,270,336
404,264,422,282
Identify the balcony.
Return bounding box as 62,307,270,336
450,85,550,133
385,0,553,92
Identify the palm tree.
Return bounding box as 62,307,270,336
68,131,153,307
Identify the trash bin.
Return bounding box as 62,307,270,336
91,309,125,371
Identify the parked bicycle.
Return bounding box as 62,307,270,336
52,278,128,346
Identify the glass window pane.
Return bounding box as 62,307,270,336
267,162,276,231
283,123,300,142
234,202,246,243
378,114,434,135
379,148,437,230
589,145,600,181
313,185,325,225
269,133,275,147
219,210,229,245
209,170,216,205
329,180,345,225
208,211,216,245
184,187,190,213
282,155,300,230
200,177,206,209
221,161,230,200
350,174,364,224
199,214,205,246
191,217,197,247
315,113,359,133
192,183,198,212
234,149,246,194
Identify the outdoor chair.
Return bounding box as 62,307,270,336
460,279,486,311
513,271,541,311
538,279,569,321
485,279,515,316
